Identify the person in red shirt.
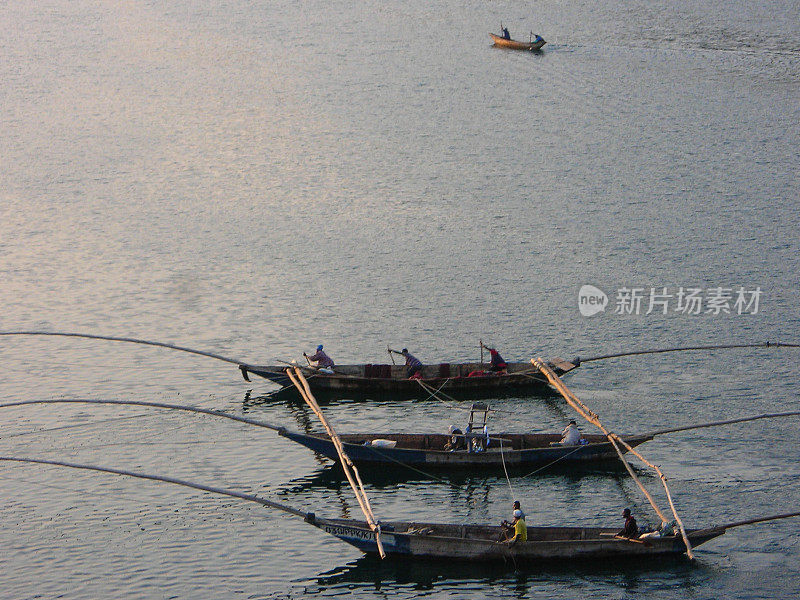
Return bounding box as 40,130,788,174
481,342,508,373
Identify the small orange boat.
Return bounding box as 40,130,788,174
490,32,546,51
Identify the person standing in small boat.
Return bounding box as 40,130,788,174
618,508,639,539
559,420,582,445
481,342,508,374
390,348,423,379
304,345,335,372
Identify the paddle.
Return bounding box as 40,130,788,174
599,532,651,546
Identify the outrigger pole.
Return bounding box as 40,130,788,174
0,398,285,433
0,331,247,365
0,456,308,518
645,410,800,437
574,341,800,365
2,331,798,378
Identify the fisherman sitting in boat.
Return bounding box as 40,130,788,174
390,348,423,379
444,424,464,451
465,422,489,452
501,26,511,40
304,345,335,373
500,501,527,545
559,420,583,445
618,508,639,539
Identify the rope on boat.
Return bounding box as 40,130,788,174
576,341,800,364
0,398,285,434
0,456,307,518
518,444,588,478
498,439,515,501
531,357,695,559
286,367,386,559
415,378,460,405
350,446,456,485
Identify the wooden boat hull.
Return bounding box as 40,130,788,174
279,431,652,470
241,359,576,398
308,516,725,562
490,33,546,51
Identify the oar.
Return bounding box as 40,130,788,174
276,358,340,376
614,535,650,546
276,359,317,371
598,532,651,545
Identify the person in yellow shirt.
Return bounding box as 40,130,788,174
500,501,527,545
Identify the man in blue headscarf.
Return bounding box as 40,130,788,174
304,344,335,369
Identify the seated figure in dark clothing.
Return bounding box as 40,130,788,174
618,508,639,539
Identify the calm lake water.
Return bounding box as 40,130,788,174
1,0,799,598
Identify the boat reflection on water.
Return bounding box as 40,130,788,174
309,552,705,594
275,457,639,490
275,465,645,499
240,383,565,407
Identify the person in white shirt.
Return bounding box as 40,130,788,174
560,420,582,445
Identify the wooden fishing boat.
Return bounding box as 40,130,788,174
279,430,653,470
490,33,546,51
306,514,726,561
239,358,577,397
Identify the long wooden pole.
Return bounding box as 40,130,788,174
578,341,799,364
719,511,800,530
646,411,800,437
286,367,386,558
610,434,694,559
0,456,307,517
0,331,247,365
0,398,285,432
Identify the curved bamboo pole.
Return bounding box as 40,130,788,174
529,358,692,555
610,434,693,559
0,456,307,517
0,398,284,432
646,411,800,437
578,341,799,364
0,330,247,365
719,511,800,530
